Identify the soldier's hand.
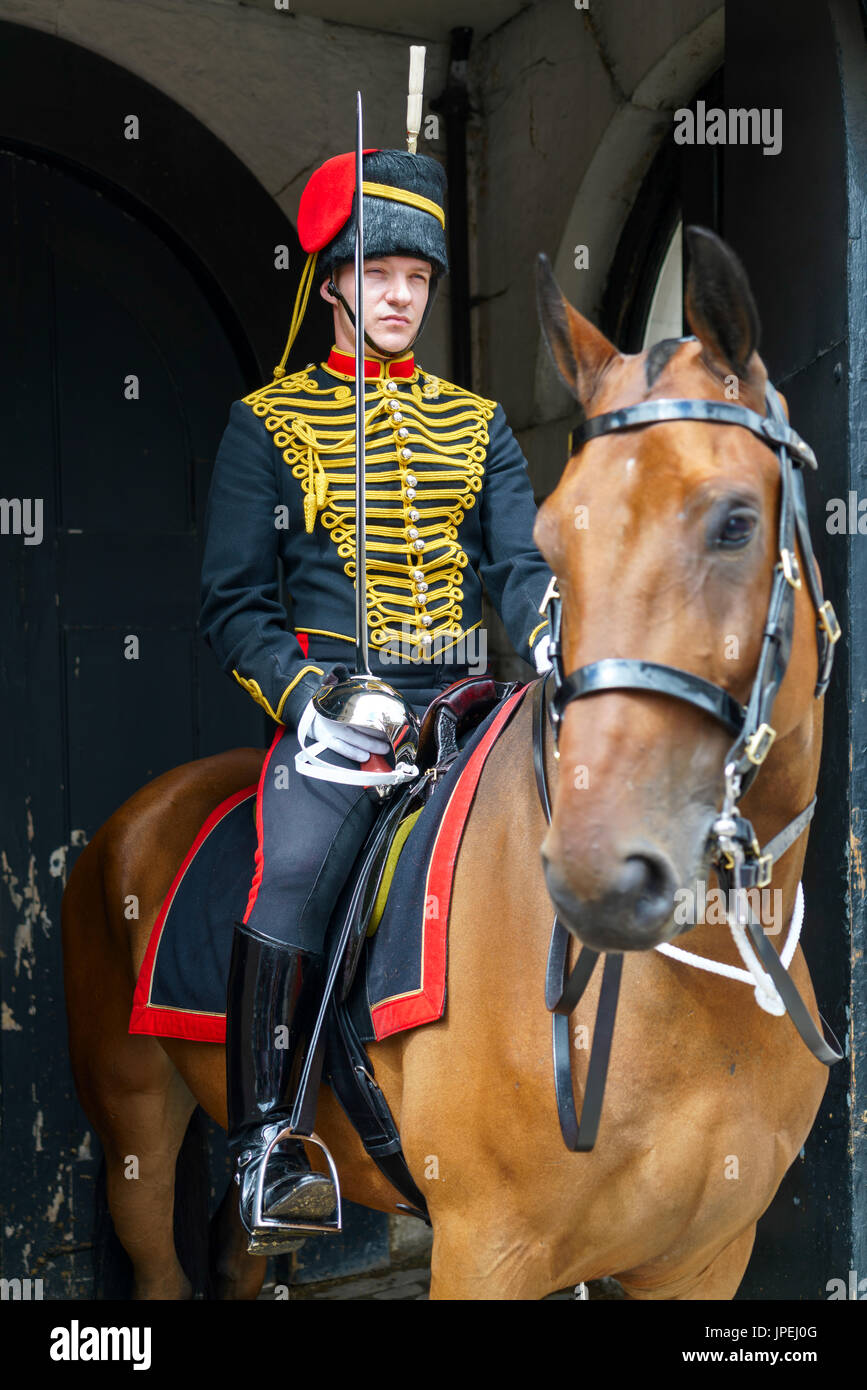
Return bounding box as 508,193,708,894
297,697,391,763
533,634,553,674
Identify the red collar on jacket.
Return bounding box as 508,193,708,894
325,347,416,380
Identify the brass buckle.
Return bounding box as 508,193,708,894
538,574,560,615
745,722,776,766
818,600,841,645
780,549,802,589
750,838,773,889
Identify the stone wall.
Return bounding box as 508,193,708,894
0,0,453,370
469,0,723,498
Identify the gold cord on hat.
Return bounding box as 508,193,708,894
273,250,319,380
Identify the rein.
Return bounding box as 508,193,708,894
532,379,843,1151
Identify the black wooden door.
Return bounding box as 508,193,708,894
723,0,860,1301
0,148,263,1295
601,3,865,1301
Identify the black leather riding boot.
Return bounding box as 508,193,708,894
225,923,336,1252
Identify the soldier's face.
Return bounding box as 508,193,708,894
324,256,432,356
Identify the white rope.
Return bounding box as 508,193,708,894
654,881,804,1015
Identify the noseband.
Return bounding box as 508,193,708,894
534,374,843,1150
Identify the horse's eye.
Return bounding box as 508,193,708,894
716,509,757,548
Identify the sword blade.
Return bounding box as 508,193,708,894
354,90,370,675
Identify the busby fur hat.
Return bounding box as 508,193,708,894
299,149,449,277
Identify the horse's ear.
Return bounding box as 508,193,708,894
684,226,761,382
536,253,619,407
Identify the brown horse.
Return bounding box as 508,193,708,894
62,228,833,1300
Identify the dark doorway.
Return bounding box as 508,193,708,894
0,22,381,1298
722,0,856,1301
0,143,263,1295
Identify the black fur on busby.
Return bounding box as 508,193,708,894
321,150,449,278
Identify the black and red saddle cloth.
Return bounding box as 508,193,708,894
130,683,528,1046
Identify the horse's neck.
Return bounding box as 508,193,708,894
495,679,559,871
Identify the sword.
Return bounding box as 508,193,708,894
353,89,369,677
295,82,422,793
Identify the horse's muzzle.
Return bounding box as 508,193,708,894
542,843,680,952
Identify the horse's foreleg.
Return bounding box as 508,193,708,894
427,1208,554,1300
209,1179,269,1301
95,1053,199,1301
618,1224,757,1301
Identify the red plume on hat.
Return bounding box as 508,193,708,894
297,149,377,253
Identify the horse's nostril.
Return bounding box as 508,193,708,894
616,853,676,927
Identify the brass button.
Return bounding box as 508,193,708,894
406,474,418,487
385,381,398,393
392,412,404,424
413,539,425,552
400,448,413,461
397,427,409,439
412,568,425,581
420,614,432,627
408,508,420,522
405,488,416,501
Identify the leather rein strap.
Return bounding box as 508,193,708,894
534,380,843,1151
533,677,621,1151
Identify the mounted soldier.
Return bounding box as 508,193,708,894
199,67,554,1254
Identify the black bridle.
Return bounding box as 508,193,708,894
543,379,840,871
534,377,843,1151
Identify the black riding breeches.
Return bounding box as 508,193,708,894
241,724,383,953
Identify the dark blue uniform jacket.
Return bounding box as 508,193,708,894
200,350,553,730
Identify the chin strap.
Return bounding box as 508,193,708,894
270,256,441,379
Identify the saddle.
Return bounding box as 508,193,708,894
416,674,502,769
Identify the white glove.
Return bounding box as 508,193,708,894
297,697,391,764
533,634,553,674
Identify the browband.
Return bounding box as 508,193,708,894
569,398,818,471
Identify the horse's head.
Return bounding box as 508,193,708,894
534,226,833,953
